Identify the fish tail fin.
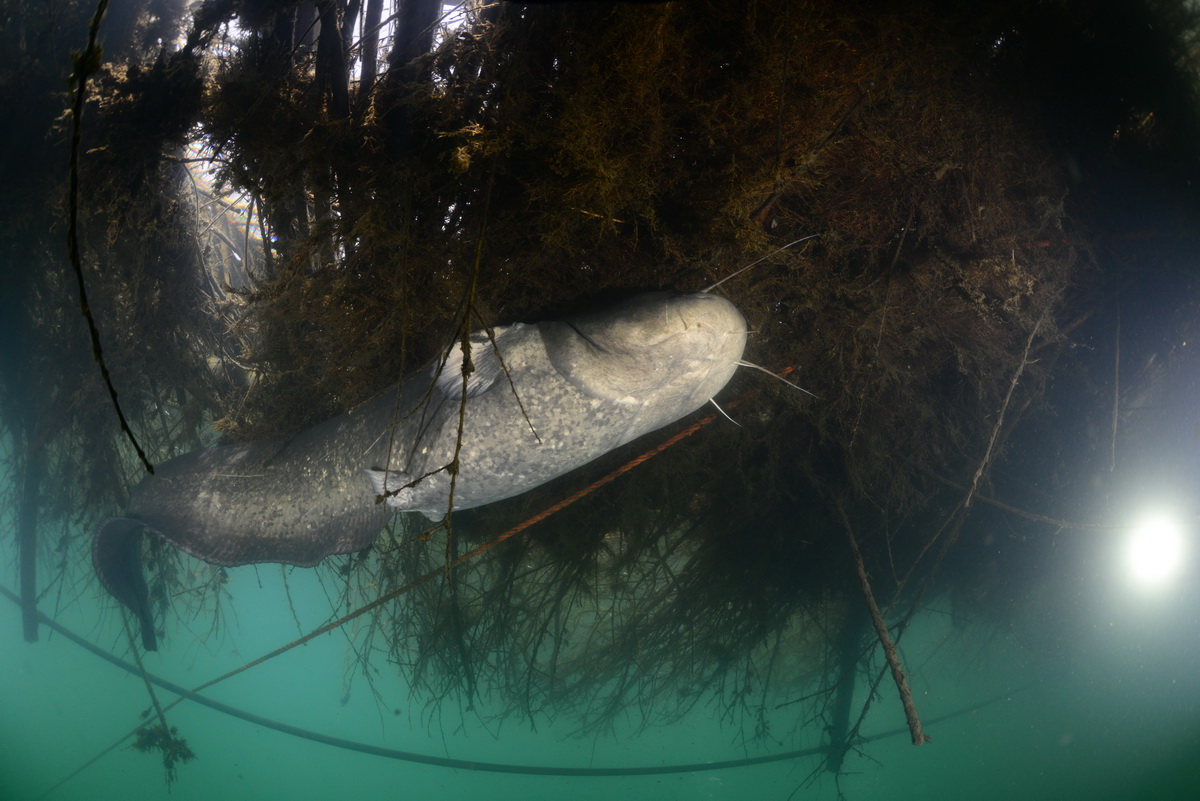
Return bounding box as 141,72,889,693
92,517,158,651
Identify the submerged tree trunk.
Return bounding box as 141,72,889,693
18,421,45,643
825,602,868,773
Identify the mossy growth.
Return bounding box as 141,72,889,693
132,722,195,788
7,0,1200,748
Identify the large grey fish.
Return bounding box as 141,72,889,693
92,291,748,649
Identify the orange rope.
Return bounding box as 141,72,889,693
186,367,795,693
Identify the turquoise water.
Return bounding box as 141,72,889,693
4,526,1199,801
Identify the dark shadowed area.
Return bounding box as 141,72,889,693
3,1,1200,799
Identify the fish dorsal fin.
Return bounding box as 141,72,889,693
435,323,524,400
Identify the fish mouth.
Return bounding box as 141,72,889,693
543,292,747,404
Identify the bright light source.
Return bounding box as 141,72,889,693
1124,516,1187,589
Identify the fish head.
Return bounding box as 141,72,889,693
544,291,747,418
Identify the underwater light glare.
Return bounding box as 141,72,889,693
1123,516,1187,590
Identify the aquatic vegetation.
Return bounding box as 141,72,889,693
132,722,195,788
4,0,1200,787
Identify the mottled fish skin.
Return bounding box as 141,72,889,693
92,291,747,649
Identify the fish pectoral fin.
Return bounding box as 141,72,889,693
366,467,417,511
366,467,450,522
91,517,157,651
435,323,523,399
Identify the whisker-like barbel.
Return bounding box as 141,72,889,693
702,234,820,293
737,359,819,398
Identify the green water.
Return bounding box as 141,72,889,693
4,530,1199,801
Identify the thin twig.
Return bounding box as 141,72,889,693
1110,308,1120,473
838,503,931,746
67,0,154,475
122,615,170,734
927,472,1118,530
964,309,1046,509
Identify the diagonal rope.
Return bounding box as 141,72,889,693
15,366,796,793
185,377,778,694
1,582,1027,790
173,367,792,696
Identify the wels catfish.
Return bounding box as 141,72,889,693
92,291,748,649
